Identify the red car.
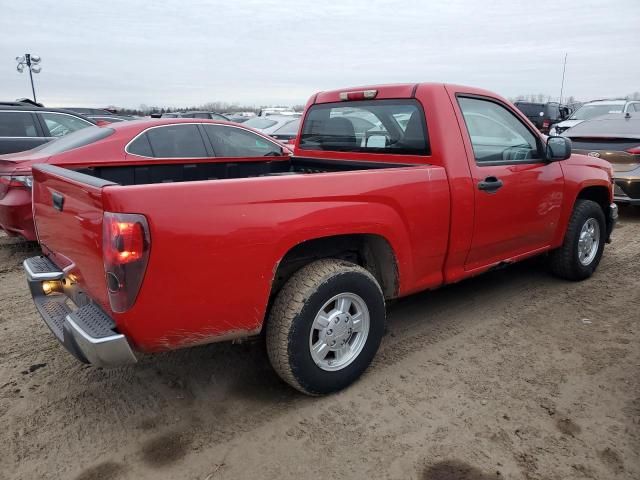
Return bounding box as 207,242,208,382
25,83,616,395
0,118,291,240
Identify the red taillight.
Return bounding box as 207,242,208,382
108,220,145,263
339,89,378,101
542,120,550,128
103,212,150,313
625,145,640,154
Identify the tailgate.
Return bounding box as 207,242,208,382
32,164,116,309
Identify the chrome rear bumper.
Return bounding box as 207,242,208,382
23,256,137,367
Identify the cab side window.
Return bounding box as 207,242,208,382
458,97,541,164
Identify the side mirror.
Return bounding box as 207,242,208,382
546,136,572,161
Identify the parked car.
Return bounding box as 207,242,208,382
64,107,116,116
550,99,640,136
564,113,640,206
1,99,44,107
23,83,615,395
243,114,299,134
161,111,229,121
87,115,136,124
0,119,288,240
0,105,96,155
513,101,570,134
258,107,300,117
269,118,301,147
224,114,251,123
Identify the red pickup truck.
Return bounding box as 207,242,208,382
24,83,617,395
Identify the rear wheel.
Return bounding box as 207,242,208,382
266,259,385,395
549,199,606,280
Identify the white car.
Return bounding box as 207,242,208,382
550,99,640,135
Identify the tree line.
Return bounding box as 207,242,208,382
110,101,305,116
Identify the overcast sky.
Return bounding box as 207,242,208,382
1,0,638,108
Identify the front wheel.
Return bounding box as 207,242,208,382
266,259,385,395
549,199,606,281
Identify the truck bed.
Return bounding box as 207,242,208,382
73,157,414,186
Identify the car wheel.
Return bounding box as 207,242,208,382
266,259,385,395
549,199,606,281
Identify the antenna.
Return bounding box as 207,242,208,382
559,53,567,104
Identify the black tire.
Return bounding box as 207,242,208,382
549,199,606,281
266,259,385,395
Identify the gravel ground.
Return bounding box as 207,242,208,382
1,209,638,480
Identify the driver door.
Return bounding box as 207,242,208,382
457,96,564,271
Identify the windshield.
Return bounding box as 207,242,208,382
570,104,623,120
27,126,114,155
244,118,277,129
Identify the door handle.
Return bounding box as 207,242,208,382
52,192,65,212
478,176,503,193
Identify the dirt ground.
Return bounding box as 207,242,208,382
1,210,638,480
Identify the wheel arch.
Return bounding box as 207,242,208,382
269,233,399,302
554,182,611,247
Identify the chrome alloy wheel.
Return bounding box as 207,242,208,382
578,218,600,266
309,293,370,371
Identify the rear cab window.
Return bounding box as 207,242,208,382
299,99,429,155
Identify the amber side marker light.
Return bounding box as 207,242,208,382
339,90,377,101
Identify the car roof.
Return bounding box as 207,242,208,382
183,111,220,114
0,105,92,115
105,117,278,138
583,99,628,106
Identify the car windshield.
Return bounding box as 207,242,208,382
570,104,623,120
244,118,278,129
27,126,114,155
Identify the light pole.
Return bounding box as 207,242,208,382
16,54,42,103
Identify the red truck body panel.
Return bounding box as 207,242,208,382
30,83,614,355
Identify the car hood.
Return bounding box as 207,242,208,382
565,152,613,177
556,119,583,128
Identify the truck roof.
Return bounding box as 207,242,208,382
311,83,507,105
